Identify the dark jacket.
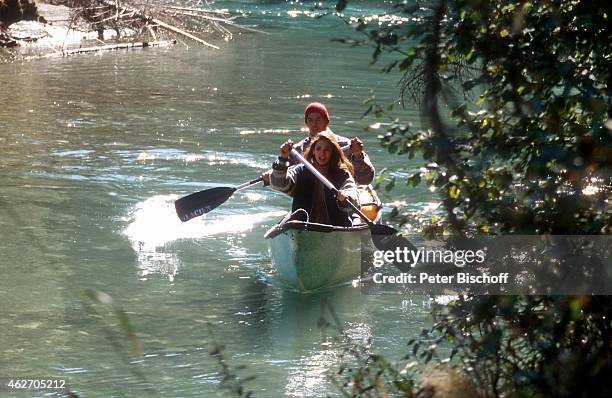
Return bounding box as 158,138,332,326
271,162,359,227
292,130,375,185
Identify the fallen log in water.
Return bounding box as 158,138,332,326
148,17,219,49
165,6,231,16
51,39,176,57
97,0,221,49
4,1,263,55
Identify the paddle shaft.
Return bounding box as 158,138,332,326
289,149,374,226
175,176,264,221
235,176,264,191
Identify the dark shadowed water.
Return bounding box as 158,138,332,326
0,1,440,396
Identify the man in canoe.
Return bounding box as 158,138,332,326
262,102,375,185
270,132,360,227
296,102,375,185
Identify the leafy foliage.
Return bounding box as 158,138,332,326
208,324,255,398
331,0,612,397
422,295,612,397
341,0,611,236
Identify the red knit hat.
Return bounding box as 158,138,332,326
304,102,330,124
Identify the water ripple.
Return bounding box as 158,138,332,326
122,194,285,280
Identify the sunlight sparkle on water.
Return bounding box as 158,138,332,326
287,10,301,18
285,351,337,397
123,195,284,280
133,149,269,169
423,202,441,212
284,323,372,397
582,185,599,195
137,152,155,161
184,154,204,163
240,129,291,136
243,192,264,202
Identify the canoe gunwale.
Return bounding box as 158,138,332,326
264,220,370,240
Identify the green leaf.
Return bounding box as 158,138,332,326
481,329,503,356
452,104,467,117
449,185,460,199
463,76,485,90
385,177,396,192
407,173,422,187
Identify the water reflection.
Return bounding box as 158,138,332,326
273,287,372,397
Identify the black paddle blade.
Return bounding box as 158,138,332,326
175,187,236,222
369,223,400,237
370,224,419,272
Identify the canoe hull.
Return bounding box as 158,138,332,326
265,222,373,292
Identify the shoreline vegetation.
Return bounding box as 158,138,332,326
0,0,262,60
326,0,611,397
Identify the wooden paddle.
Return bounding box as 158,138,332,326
290,149,417,259
175,176,263,222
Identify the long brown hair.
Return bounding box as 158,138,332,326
304,132,354,176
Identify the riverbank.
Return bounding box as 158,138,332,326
1,2,152,60
0,0,246,61
2,3,128,55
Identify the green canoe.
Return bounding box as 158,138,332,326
264,220,375,292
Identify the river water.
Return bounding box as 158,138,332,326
0,1,438,396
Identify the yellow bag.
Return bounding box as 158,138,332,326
357,185,382,222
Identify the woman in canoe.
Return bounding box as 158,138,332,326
270,131,360,227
